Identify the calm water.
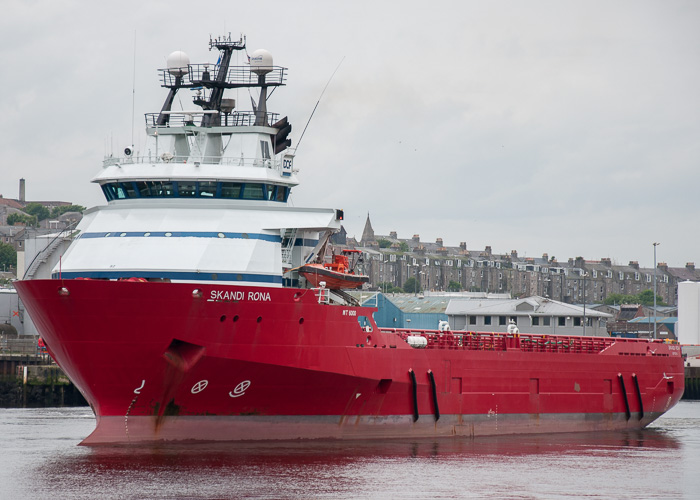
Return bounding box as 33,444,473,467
2,402,699,499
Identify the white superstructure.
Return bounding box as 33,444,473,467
54,35,342,286
678,281,700,345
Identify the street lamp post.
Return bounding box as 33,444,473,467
653,242,660,339
582,272,587,336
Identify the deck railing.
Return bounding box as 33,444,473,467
382,328,663,355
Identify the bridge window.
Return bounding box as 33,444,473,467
101,181,291,203
178,182,197,197
220,182,243,199
198,181,217,197
242,184,264,200
275,186,289,202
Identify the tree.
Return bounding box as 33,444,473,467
23,203,50,222
6,213,38,227
50,204,86,218
603,291,666,306
447,280,462,292
399,242,409,252
637,290,666,306
403,277,421,293
0,242,16,270
603,293,637,305
377,239,392,249
377,281,403,293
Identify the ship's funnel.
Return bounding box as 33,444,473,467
250,49,273,75
166,51,190,77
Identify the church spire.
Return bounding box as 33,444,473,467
361,212,375,244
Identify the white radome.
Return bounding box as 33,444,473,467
166,51,190,77
250,49,273,75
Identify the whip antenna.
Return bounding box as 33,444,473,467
296,56,345,153
131,30,137,152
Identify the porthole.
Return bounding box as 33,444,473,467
257,316,262,323
218,232,225,238
144,232,151,237
120,232,127,237
233,315,239,322
299,318,304,324
220,315,226,322
165,232,172,237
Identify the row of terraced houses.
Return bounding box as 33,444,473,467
331,215,699,307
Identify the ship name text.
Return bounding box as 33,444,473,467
210,290,271,302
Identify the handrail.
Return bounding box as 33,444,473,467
102,153,283,170
22,222,79,280
381,328,666,355
144,111,280,128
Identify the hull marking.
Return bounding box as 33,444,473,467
229,380,251,398
134,380,145,394
191,380,209,394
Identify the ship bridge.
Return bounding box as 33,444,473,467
51,35,342,287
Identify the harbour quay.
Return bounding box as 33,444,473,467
0,339,86,408
684,345,700,400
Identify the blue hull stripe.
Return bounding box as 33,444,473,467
80,231,281,243
51,270,283,283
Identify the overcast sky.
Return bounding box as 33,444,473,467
1,1,698,268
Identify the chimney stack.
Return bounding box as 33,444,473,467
19,178,25,203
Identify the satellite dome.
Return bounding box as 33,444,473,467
250,49,273,75
166,51,190,77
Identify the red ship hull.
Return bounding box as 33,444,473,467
15,279,685,445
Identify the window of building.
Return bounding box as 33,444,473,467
574,317,582,326
543,317,551,326
484,316,492,325
499,316,507,326
469,316,476,325
558,317,566,326
532,317,540,326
